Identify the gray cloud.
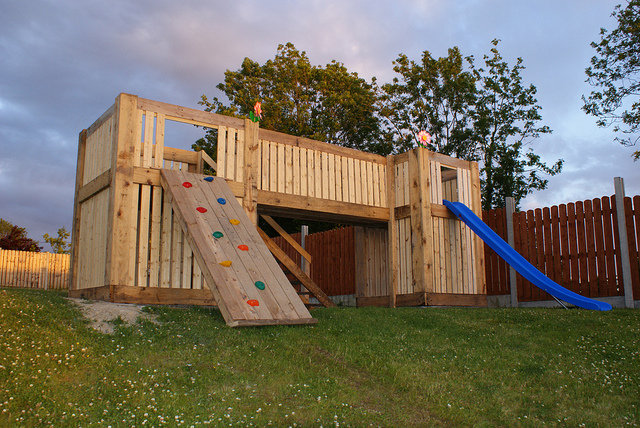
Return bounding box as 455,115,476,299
0,0,633,251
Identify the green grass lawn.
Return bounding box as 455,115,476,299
0,288,638,427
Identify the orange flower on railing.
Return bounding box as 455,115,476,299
417,130,431,148
250,101,262,123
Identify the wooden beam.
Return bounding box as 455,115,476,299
110,285,217,306
261,215,312,264
408,149,433,294
257,189,389,224
243,119,259,226
469,161,486,295
138,96,246,130
426,293,487,307
104,93,139,291
69,129,88,292
387,154,398,308
258,227,336,308
133,167,161,186
77,169,111,204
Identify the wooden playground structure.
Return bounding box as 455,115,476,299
69,93,486,326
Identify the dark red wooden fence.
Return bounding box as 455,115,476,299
484,195,640,302
272,227,355,296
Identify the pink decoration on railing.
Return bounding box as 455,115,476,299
417,130,431,148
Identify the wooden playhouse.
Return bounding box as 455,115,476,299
69,93,486,326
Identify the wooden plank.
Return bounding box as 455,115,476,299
258,227,336,308
261,140,269,191
261,215,312,264
137,185,151,287
277,143,285,194
601,196,618,296
77,169,111,204
592,198,606,296
583,200,597,297
269,141,277,192
105,93,139,291
575,201,589,296
138,96,246,130
242,119,259,226
566,203,580,294
426,293,487,307
70,129,88,291
285,144,293,194
160,192,172,288
217,127,227,179
257,189,389,224
386,155,398,307
148,186,163,287
300,147,308,197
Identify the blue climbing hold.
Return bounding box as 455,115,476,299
204,177,214,182
217,198,226,205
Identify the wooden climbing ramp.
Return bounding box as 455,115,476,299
161,170,317,327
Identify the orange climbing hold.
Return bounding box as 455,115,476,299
196,207,207,213
238,244,249,251
247,299,259,307
229,219,240,225
219,260,232,267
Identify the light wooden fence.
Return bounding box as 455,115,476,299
0,250,70,290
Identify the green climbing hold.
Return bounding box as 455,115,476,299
255,281,265,290
212,231,224,239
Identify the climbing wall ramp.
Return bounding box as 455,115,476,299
160,170,318,327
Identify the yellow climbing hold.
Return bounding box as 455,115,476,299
219,260,232,267
229,219,240,225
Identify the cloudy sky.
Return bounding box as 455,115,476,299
1,0,637,251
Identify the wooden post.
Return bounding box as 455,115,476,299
104,93,139,295
408,148,433,297
387,155,398,307
69,129,87,291
243,118,259,226
506,197,518,307
614,177,634,308
469,161,486,295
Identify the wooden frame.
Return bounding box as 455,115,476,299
70,93,486,310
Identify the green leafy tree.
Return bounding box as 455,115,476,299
381,42,562,209
195,42,387,163
583,0,640,159
43,226,70,254
0,219,41,252
379,47,477,157
474,40,563,210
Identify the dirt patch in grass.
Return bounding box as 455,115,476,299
66,297,158,334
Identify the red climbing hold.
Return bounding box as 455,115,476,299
182,182,192,188
238,245,249,251
247,299,259,307
196,207,207,213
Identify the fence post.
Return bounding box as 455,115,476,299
506,197,518,308
614,177,634,308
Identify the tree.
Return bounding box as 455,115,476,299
583,0,640,159
381,42,562,209
0,219,41,252
195,42,387,163
43,226,70,254
379,47,477,157
474,40,563,210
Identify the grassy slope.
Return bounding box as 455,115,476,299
0,288,638,427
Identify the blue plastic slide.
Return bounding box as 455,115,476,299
443,200,612,311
